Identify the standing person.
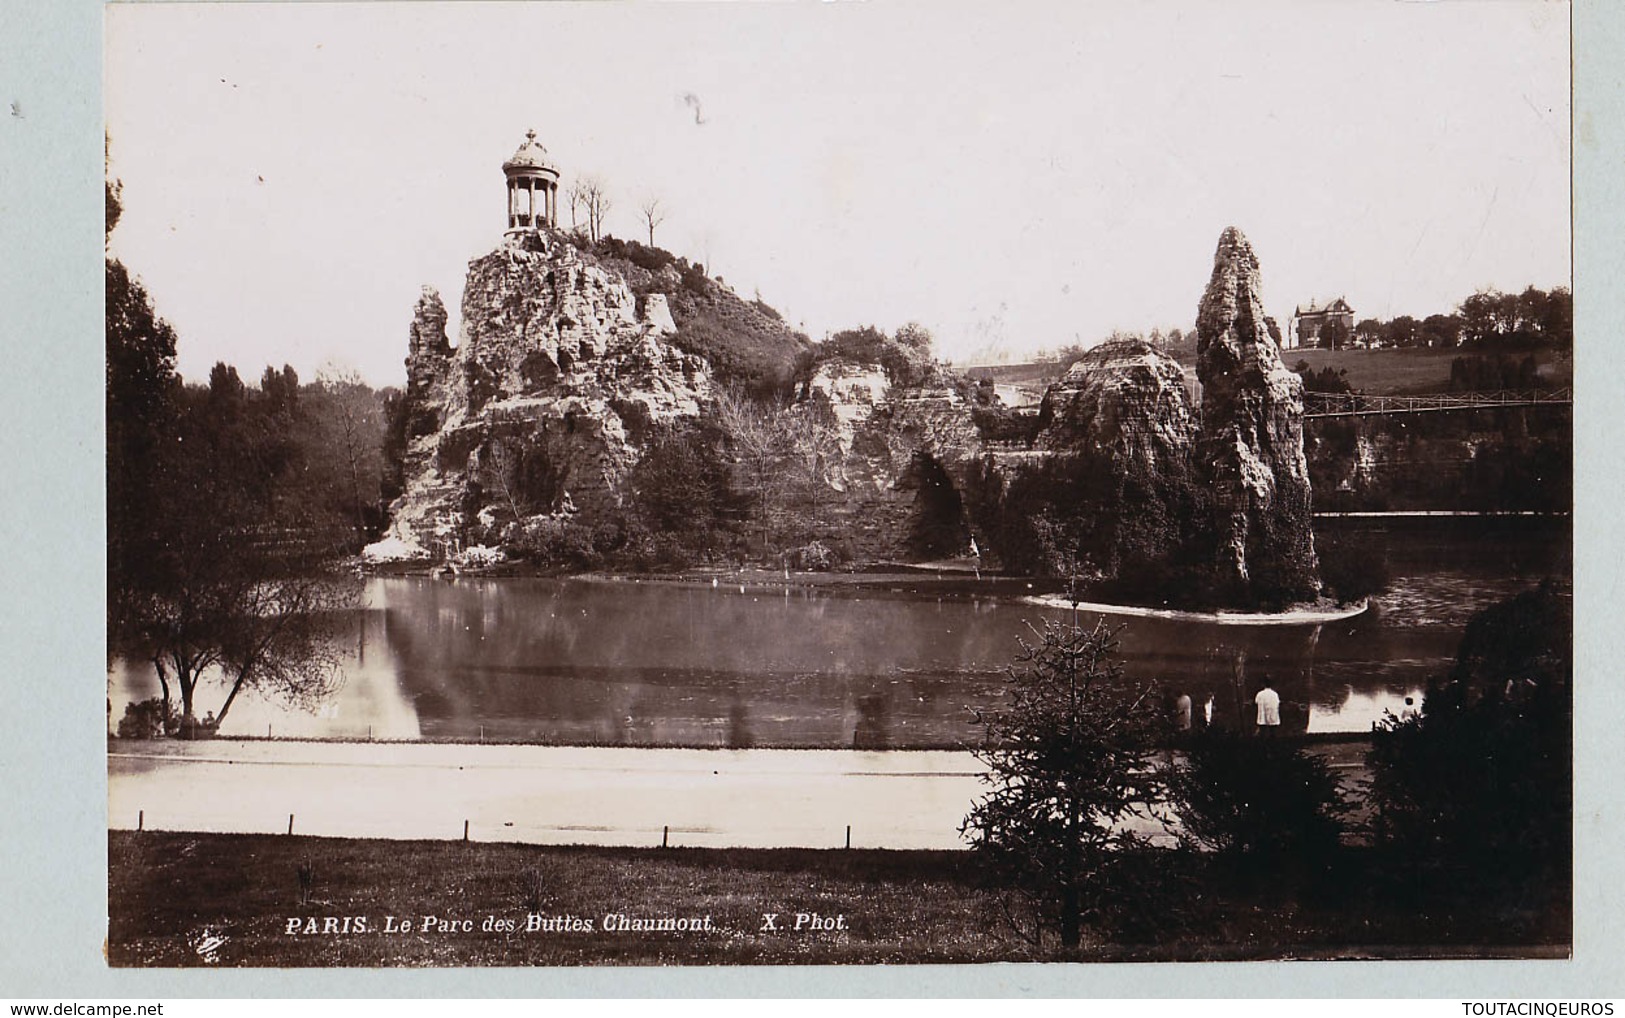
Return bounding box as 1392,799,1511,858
1254,682,1281,735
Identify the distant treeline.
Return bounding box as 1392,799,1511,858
1311,286,1571,351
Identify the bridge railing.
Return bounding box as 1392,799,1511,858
1304,388,1572,418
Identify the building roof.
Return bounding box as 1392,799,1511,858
1295,296,1354,318
502,130,558,175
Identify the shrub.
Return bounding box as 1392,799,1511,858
1366,584,1571,898
1162,730,1346,868
787,540,836,571
1316,529,1390,603
505,517,603,570
117,697,177,739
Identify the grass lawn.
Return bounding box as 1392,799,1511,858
964,347,1571,397
107,832,1568,967
1270,347,1571,395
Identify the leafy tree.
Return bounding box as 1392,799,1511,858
305,366,390,542
1293,361,1354,395
802,323,939,388
962,618,1163,948
107,169,360,733
1354,318,1386,348
120,383,359,730
106,201,179,648
1383,315,1421,350
627,420,740,564
1317,316,1351,351
1162,731,1345,871
1420,313,1463,349
1537,287,1572,348
1367,584,1571,899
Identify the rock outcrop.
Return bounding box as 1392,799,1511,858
1033,338,1195,463
971,339,1200,584
1195,227,1319,603
377,232,713,557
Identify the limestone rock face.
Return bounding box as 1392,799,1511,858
1195,227,1319,601
1033,338,1195,464
405,286,454,416
384,233,712,551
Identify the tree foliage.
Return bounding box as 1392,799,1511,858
107,256,179,646
962,618,1163,948
1292,360,1355,395
1367,583,1571,898
800,323,940,389
1162,731,1345,868
1338,287,1570,350
107,169,361,733
625,418,743,566
116,375,360,730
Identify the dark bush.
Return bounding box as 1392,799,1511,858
1366,584,1571,900
117,697,177,739
1163,730,1346,869
1316,529,1390,603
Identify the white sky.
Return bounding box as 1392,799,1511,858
105,0,1571,387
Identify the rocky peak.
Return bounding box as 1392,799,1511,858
405,286,452,398
1194,227,1319,603
378,233,714,555
1197,226,1288,402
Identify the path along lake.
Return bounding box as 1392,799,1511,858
108,516,1569,748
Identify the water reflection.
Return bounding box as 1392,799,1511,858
108,517,1568,748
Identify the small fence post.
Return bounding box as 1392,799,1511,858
845,824,851,850
463,819,469,842
288,813,295,835
662,825,669,848
138,810,144,832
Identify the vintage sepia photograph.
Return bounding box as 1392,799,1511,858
103,1,1573,967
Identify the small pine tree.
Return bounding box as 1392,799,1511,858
961,617,1162,948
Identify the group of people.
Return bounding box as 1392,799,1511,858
1171,683,1284,735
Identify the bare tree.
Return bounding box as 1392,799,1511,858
638,196,668,247
484,442,525,523
566,186,585,232
570,176,613,243
712,386,790,553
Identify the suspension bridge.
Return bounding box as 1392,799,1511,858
1303,388,1572,419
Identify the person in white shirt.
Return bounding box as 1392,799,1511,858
1254,683,1281,734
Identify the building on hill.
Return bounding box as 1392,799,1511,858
503,129,560,232
1288,297,1355,349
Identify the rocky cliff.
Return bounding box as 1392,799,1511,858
969,339,1200,588
1195,227,1320,603
1033,338,1195,462
377,224,1318,599
1305,407,1572,513
377,232,713,559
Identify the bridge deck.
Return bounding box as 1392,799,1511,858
1303,388,1571,419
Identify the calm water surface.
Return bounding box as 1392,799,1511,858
108,517,1569,747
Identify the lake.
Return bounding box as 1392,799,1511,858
107,516,1569,748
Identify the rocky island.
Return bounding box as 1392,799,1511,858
371,133,1325,611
